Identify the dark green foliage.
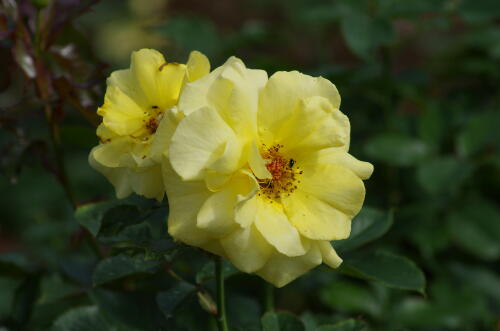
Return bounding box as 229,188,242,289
52,306,113,331
340,251,426,294
261,312,305,331
333,208,393,253
1,0,500,330
157,282,197,319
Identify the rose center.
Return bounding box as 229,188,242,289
141,105,165,136
258,144,302,201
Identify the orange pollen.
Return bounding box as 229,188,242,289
266,158,287,181
141,107,164,136
145,117,159,134
257,144,302,201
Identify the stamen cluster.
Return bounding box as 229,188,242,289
142,106,165,137
257,144,302,201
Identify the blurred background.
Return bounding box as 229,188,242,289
1,0,500,330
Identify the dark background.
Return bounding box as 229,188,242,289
1,0,500,330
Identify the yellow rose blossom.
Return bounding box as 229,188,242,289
89,48,210,200
164,57,373,287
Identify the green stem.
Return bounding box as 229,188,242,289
214,257,229,331
265,282,275,312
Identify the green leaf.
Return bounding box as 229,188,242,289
392,280,489,328
75,200,144,237
195,259,239,284
52,306,114,331
459,0,500,24
378,0,444,18
0,253,36,278
340,10,394,60
417,157,473,195
91,288,165,331
417,105,444,150
340,250,426,294
59,257,95,287
10,275,41,327
448,197,500,261
156,282,196,319
316,319,368,331
228,295,262,331
75,200,122,237
92,254,161,286
456,111,500,157
155,16,220,58
98,221,152,246
262,312,305,331
364,133,428,166
320,281,380,316
333,207,393,252
449,263,500,306
38,274,79,304
0,277,22,320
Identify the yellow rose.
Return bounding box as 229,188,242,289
165,57,373,287
89,48,210,200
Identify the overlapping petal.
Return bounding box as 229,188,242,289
297,163,367,218
169,106,242,180
256,241,322,288
86,52,376,288
89,49,210,200
258,71,341,145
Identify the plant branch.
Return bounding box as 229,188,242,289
214,256,229,331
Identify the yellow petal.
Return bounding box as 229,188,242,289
258,71,341,143
270,96,351,157
96,123,117,142
91,135,154,170
178,65,222,116
89,152,132,198
91,138,133,168
220,224,272,273
256,242,322,288
89,151,164,200
130,49,187,110
106,68,148,109
163,163,213,246
156,62,188,108
253,198,306,257
204,171,231,192
126,165,165,200
318,241,342,268
299,162,366,218
178,56,267,143
149,106,183,162
310,148,374,180
199,240,227,257
248,141,272,179
185,50,210,82
207,58,267,138
282,191,351,241
98,85,145,136
169,106,242,180
197,171,258,237
234,195,259,228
